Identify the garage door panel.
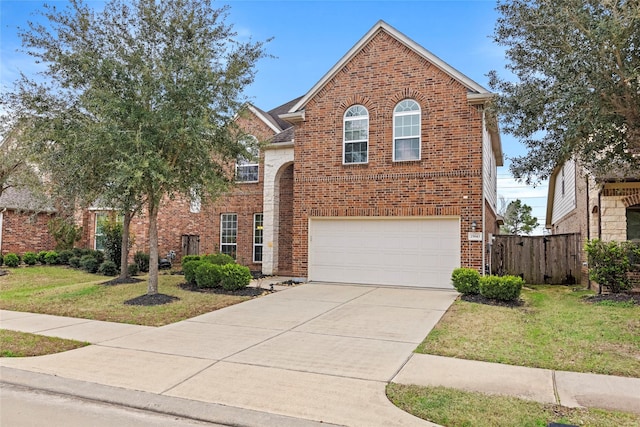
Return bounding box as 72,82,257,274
309,218,460,288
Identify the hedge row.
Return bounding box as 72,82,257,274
182,254,251,291
451,267,524,302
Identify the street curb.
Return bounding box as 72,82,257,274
0,367,341,427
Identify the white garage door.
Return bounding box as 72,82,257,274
308,217,460,288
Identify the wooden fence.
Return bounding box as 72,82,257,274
490,233,582,285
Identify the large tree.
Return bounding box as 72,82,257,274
489,0,640,184
501,199,539,235
6,0,268,297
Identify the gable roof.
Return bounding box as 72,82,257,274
286,20,491,115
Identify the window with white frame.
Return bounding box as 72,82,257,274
343,105,368,164
393,100,421,161
95,212,123,251
253,213,263,263
236,135,259,183
220,213,237,258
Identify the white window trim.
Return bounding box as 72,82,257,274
236,135,260,183
220,213,238,258
393,100,422,162
253,213,263,263
343,105,369,165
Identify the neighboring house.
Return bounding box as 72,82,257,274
546,158,640,285
0,187,57,255
8,21,505,288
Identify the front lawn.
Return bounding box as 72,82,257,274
386,384,640,427
417,285,640,377
1,329,89,357
0,266,251,326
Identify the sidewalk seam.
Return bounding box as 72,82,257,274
552,370,560,405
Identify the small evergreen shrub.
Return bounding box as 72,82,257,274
69,256,81,269
80,254,99,273
44,250,59,265
479,275,524,301
98,260,119,276
585,239,634,293
127,263,139,276
91,250,105,265
37,250,49,264
58,249,74,265
451,267,480,295
181,255,201,264
4,253,20,268
72,247,87,258
22,252,38,266
134,251,150,273
183,260,204,284
220,264,252,291
202,253,235,265
195,263,223,288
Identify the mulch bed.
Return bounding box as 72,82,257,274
178,282,271,297
460,294,524,308
583,292,640,305
124,293,179,306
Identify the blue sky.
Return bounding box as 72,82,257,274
0,0,549,231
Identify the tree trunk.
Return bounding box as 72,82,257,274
147,203,159,295
118,210,132,280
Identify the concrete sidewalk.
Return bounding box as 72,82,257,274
2,282,639,426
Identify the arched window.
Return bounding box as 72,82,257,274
393,100,421,161
236,135,259,182
343,105,368,164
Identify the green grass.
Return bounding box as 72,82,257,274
0,266,252,326
417,285,640,377
1,329,89,357
386,384,640,427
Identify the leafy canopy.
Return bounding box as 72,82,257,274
501,199,539,235
490,0,640,184
5,0,269,295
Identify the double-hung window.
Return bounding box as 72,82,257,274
220,213,237,258
393,100,421,161
95,212,123,251
343,105,368,164
253,213,264,263
236,135,259,183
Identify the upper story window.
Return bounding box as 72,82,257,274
393,100,421,162
236,135,259,183
343,105,368,164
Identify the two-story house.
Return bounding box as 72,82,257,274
29,21,504,288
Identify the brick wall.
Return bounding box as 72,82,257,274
291,29,485,277
1,210,57,255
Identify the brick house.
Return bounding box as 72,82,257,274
11,21,504,288
546,159,640,285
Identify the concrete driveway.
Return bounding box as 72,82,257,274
1,283,457,426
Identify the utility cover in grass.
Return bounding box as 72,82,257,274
125,294,179,306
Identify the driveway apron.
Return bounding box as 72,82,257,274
1,283,457,426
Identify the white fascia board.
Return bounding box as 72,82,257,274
247,105,282,134
288,20,490,114
279,110,305,123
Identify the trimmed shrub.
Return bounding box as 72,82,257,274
44,251,59,265
202,253,235,265
127,263,140,276
80,255,99,273
451,268,480,295
585,239,634,293
91,250,105,265
195,263,223,288
22,252,38,266
4,253,20,268
69,256,81,269
37,251,49,265
181,255,201,264
183,260,204,285
220,264,252,291
58,249,74,265
479,275,524,301
98,260,119,276
134,251,150,273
